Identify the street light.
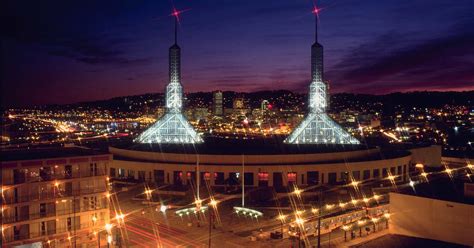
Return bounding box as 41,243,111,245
278,214,286,235
293,188,302,195
342,225,351,241
294,218,305,248
208,200,219,248
160,205,167,213
351,181,360,187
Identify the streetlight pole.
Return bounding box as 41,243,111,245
317,187,323,248
208,210,213,248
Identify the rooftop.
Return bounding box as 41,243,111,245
352,234,468,248
122,136,369,155
398,173,474,205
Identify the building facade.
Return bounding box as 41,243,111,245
212,91,223,116
108,145,440,189
1,148,111,247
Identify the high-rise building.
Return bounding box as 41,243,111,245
0,147,111,247
212,91,223,116
285,9,359,145
135,12,203,144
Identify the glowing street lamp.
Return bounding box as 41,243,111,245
342,225,351,241
293,188,302,195
105,223,112,233
277,214,286,234
295,217,305,225
351,181,360,187
209,199,218,207
160,205,167,213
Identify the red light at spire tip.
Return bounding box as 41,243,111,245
312,6,321,15
169,7,191,25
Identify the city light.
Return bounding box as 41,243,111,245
278,214,287,221
325,204,335,210
209,199,218,207
293,188,302,195
107,235,113,244
295,218,305,225
351,181,360,187
415,163,424,168
105,223,113,232
160,205,168,213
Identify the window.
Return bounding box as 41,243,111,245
214,172,225,185
373,169,380,178
13,169,26,184
363,170,370,180
287,172,297,183
154,170,165,184
341,172,349,182
67,217,72,231
90,163,98,176
128,170,135,179
65,165,72,178
41,222,46,236
307,171,319,185
40,167,52,181
244,173,253,186
397,166,402,175
352,171,360,181
382,168,388,178
118,168,125,178
138,171,146,182
258,172,269,181
328,173,337,184
110,168,116,177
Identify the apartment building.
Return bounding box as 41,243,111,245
1,147,111,247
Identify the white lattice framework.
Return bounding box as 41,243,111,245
285,15,359,145
135,19,203,144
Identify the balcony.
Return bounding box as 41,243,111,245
2,205,108,224
6,169,107,186
3,188,108,205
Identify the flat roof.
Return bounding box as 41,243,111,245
398,175,474,205
121,136,370,155
1,146,108,162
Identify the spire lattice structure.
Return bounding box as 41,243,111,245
285,7,359,145
136,10,203,144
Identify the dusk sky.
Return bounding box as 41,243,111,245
2,0,473,107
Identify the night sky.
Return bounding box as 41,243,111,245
2,0,473,107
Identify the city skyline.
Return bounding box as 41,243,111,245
2,0,473,107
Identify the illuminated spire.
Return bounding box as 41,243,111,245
285,6,359,145
135,8,202,144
